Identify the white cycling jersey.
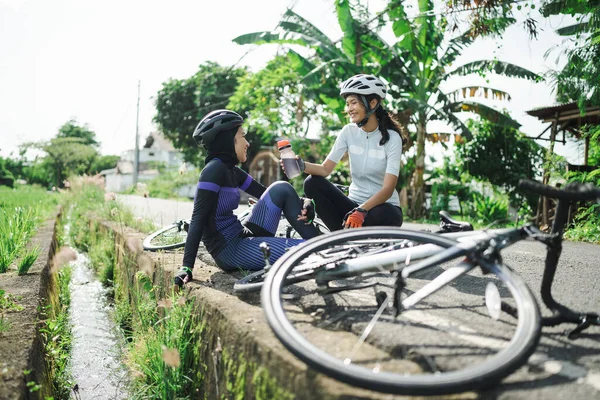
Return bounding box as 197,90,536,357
327,123,402,207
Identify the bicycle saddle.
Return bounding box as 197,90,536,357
439,211,474,232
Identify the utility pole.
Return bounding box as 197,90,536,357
133,80,141,186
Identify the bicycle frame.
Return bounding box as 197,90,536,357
308,186,599,337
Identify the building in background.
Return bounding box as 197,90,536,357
100,132,184,192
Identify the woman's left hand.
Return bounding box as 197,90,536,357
297,197,315,224
343,208,368,229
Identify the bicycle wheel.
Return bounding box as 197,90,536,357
262,227,541,395
143,220,189,251
233,231,388,294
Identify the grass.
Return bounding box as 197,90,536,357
126,292,206,399
17,246,41,275
39,266,73,399
0,316,10,332
0,185,58,273
0,289,22,333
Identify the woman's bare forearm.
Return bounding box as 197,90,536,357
304,159,336,177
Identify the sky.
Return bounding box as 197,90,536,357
0,0,587,164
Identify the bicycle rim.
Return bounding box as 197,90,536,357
262,228,541,395
233,269,267,293
143,222,188,251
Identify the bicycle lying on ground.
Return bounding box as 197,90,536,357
257,180,599,395
232,210,473,293
142,197,329,251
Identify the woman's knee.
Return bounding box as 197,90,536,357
266,180,295,197
303,175,327,197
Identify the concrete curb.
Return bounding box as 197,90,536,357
0,210,60,400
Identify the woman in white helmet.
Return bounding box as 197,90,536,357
285,74,407,231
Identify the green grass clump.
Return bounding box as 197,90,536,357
0,185,57,273
39,266,73,399
126,294,206,399
17,246,40,275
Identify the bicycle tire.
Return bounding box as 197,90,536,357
233,232,390,295
262,227,541,395
143,220,189,251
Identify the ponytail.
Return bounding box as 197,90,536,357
372,101,409,151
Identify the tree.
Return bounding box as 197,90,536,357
154,61,249,166
90,155,120,175
455,119,544,208
0,157,15,187
37,137,98,187
57,119,100,148
541,0,600,108
233,0,541,217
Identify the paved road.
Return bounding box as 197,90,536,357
119,194,600,399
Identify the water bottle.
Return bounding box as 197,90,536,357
277,139,301,179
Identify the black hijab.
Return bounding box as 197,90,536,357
204,127,239,168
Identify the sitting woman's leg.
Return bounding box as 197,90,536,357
303,175,356,231
244,181,320,239
215,236,303,271
364,203,403,227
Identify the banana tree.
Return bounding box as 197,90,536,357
233,0,542,218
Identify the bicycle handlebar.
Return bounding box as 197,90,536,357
518,179,600,202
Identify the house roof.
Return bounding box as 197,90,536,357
526,102,600,124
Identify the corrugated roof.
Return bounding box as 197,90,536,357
526,102,599,120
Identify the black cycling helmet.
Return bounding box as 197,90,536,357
192,109,244,147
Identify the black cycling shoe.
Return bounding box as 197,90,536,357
174,267,193,288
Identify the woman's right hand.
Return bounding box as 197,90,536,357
280,156,305,175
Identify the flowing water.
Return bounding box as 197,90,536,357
68,249,129,399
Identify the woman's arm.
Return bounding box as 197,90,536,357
181,186,218,269
359,173,398,211
303,159,337,177
236,168,266,198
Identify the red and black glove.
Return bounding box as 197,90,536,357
343,207,368,229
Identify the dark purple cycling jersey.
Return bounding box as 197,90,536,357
182,159,265,269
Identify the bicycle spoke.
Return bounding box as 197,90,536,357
344,292,391,366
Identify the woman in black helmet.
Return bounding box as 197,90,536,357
174,110,320,288
284,74,407,232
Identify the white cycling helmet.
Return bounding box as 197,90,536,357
340,74,387,99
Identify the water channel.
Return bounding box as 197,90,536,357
68,249,129,399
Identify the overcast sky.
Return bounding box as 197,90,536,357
0,0,585,163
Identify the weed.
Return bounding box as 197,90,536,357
39,266,73,399
127,293,206,399
18,246,41,275
0,315,10,332
0,186,57,273
0,289,23,311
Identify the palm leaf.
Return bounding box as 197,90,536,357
446,86,512,102
278,21,342,60
431,107,474,140
336,0,360,62
387,0,415,51
232,31,307,47
444,60,541,81
540,0,599,17
447,101,521,129
557,22,591,36
281,9,338,50
440,17,516,68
